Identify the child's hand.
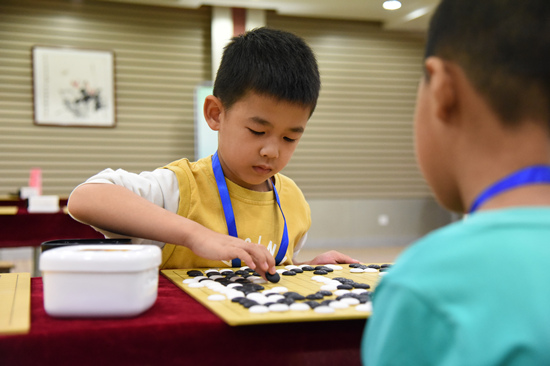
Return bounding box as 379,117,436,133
187,230,277,279
304,250,361,265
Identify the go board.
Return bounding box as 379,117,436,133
162,264,388,326
0,273,31,335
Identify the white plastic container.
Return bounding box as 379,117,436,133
40,244,161,318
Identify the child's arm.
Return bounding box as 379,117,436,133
295,250,361,266
68,183,276,275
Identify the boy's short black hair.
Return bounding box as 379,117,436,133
213,27,320,115
426,0,550,125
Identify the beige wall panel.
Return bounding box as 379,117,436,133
0,0,211,195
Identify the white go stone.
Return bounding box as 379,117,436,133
356,302,373,312
265,294,284,302
329,301,349,309
183,278,197,284
276,268,288,274
320,284,339,292
269,303,290,312
311,275,327,283
334,289,351,296
187,282,205,288
314,306,335,314
364,268,378,273
340,297,360,306
379,272,388,277
270,286,288,293
351,289,368,294
289,303,310,311
285,265,300,270
350,268,364,273
249,305,270,314
325,264,343,271
226,290,245,300
207,294,226,301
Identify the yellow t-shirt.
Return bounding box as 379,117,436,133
160,156,311,269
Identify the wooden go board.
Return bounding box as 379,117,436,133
162,264,386,326
0,273,31,335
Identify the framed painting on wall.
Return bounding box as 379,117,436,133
32,46,116,127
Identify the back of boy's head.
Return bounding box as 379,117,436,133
426,0,550,125
213,27,320,114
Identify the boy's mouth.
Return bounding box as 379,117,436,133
253,165,272,175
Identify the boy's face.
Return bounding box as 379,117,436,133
414,76,461,211
215,92,310,192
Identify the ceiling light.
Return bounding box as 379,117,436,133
383,0,402,11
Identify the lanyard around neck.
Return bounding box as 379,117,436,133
211,151,289,267
469,165,550,213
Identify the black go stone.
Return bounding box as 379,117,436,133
282,271,296,276
353,283,371,289
301,266,315,271
349,263,362,268
277,297,295,305
315,266,333,272
367,264,381,269
337,284,353,290
284,292,306,301
234,270,248,276
306,293,324,300
186,270,203,277
240,300,259,308
290,268,303,273
304,301,321,309
265,271,281,283
334,277,353,284
313,270,328,275
316,290,333,297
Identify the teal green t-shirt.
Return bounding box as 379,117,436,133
362,208,550,366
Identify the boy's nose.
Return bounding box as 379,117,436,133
260,141,279,159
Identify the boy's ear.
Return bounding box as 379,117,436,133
203,95,224,131
424,57,457,123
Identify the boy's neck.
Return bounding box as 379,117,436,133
458,121,550,213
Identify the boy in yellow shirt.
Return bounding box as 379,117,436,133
68,27,358,277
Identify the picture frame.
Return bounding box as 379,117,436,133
32,46,116,127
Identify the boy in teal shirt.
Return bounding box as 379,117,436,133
362,0,550,365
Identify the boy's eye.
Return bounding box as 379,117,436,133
284,137,297,143
248,128,264,136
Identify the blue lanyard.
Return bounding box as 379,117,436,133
211,151,289,267
469,165,550,213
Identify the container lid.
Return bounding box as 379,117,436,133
39,244,162,272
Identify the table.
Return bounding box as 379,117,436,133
0,275,366,365
0,198,103,249
0,197,104,276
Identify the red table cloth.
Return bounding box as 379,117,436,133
0,275,366,365
0,198,103,248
